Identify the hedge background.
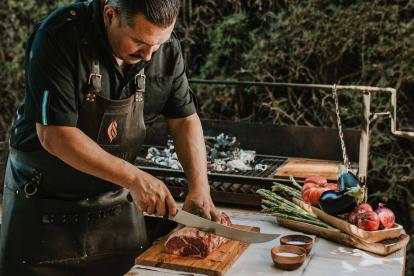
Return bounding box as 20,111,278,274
1,0,413,274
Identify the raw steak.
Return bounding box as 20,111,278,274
164,213,232,258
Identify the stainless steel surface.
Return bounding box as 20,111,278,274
188,79,396,93
170,209,279,243
359,92,371,184
391,90,414,138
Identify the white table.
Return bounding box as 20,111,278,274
127,206,406,276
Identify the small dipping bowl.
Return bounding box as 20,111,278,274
280,234,314,255
271,245,306,271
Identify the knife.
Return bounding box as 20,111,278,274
126,193,279,243
167,209,279,243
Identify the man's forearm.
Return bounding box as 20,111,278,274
36,123,138,189
168,114,210,192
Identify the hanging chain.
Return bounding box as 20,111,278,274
332,84,351,170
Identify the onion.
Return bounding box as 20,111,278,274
374,203,395,229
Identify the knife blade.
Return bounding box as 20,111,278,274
168,209,279,243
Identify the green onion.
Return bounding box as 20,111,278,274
256,188,334,229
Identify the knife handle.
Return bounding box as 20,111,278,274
126,192,176,219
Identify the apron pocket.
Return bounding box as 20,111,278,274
83,200,149,257
21,195,87,264
29,190,148,264
4,186,148,265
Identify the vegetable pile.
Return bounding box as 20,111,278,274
318,166,365,215
256,181,333,229
256,166,397,232
348,203,395,231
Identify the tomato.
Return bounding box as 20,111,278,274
348,203,373,225
347,211,357,224
304,175,328,185
301,176,338,206
356,210,380,231
355,203,373,213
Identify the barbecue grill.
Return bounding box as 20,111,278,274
0,81,412,207
134,80,414,207
137,118,360,206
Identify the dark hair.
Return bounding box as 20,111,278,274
107,0,180,28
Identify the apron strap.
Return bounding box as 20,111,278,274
87,61,145,101
88,60,102,92
134,68,145,102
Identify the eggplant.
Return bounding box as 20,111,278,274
319,190,357,215
338,171,360,190
321,165,366,215
337,165,360,191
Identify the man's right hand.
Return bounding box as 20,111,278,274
128,170,177,218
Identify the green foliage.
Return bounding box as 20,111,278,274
203,13,250,78
0,0,68,137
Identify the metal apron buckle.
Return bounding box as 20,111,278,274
134,72,145,102
86,73,102,102
88,73,102,86
23,173,42,198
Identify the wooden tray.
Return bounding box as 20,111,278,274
277,217,409,256
136,224,258,276
293,198,404,243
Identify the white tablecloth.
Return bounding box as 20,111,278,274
126,208,406,276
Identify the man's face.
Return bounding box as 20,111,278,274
104,6,175,64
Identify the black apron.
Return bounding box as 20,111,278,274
0,62,170,276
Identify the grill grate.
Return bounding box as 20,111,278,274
212,156,287,178
134,145,290,206
135,145,288,179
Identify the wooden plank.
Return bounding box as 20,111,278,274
277,217,409,256
136,225,258,276
275,159,340,181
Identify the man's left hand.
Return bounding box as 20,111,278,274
182,187,221,222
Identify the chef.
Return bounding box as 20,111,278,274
0,0,221,275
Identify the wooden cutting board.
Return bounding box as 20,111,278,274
275,159,340,181
136,224,259,276
277,217,409,256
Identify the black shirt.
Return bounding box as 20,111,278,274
10,0,196,151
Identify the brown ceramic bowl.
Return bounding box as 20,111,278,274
271,245,306,271
280,234,314,255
